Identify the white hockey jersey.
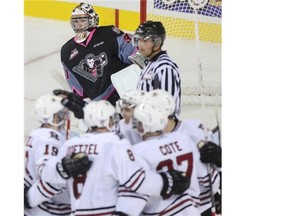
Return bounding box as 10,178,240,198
173,119,221,213
131,131,203,216
24,127,71,216
173,119,215,144
40,131,165,216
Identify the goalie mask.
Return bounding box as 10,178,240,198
133,21,166,47
34,94,66,127
70,2,99,43
133,103,168,137
83,100,116,130
142,89,176,117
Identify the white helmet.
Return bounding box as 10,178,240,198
133,103,168,136
70,3,99,42
142,89,175,116
121,89,146,107
34,94,65,127
83,100,116,130
116,89,146,113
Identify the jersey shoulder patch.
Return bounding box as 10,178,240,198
111,26,122,35
123,33,132,43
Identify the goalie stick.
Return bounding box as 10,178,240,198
50,69,70,90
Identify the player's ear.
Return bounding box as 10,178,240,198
137,122,144,134
153,42,162,52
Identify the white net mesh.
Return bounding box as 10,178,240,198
146,0,222,105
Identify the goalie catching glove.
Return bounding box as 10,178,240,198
160,170,190,199
53,89,86,119
57,152,92,179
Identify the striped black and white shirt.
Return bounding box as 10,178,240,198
136,51,181,116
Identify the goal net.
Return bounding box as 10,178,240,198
144,0,222,106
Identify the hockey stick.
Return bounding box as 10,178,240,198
65,112,70,140
213,93,222,215
214,94,221,147
190,1,217,215
50,69,70,90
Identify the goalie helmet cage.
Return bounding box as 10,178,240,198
140,0,222,106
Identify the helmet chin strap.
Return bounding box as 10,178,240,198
75,31,91,43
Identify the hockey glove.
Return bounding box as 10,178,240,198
214,191,222,214
56,152,92,179
53,89,86,119
24,186,32,209
199,141,222,167
160,170,190,199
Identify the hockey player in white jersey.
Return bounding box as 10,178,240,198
39,100,190,216
116,89,146,145
24,94,71,216
130,102,202,215
143,89,221,216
